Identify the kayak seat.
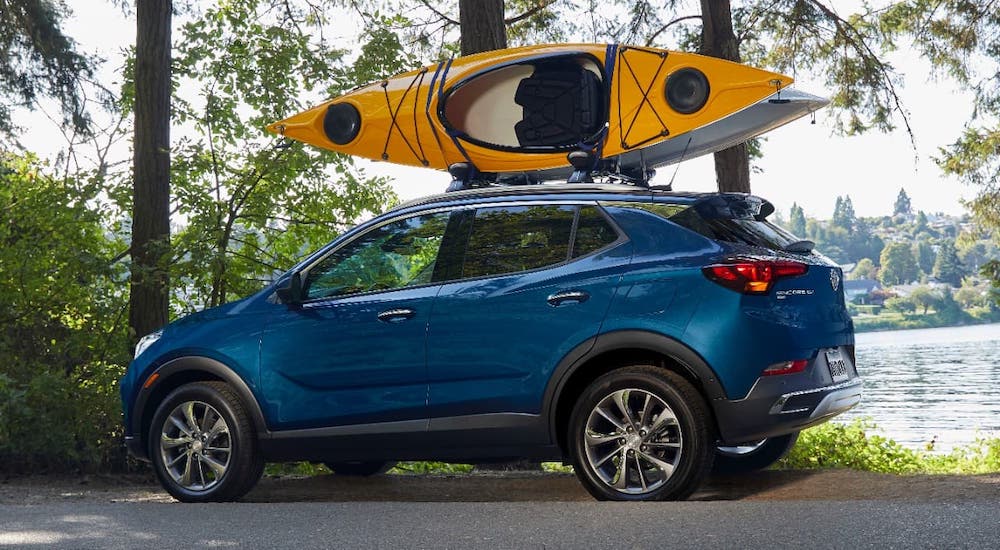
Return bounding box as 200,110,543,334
514,63,603,148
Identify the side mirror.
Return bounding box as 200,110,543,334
275,272,303,306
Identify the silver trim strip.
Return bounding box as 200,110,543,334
769,378,863,415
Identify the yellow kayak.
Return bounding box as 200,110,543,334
267,43,796,174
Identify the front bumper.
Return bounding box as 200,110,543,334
712,345,862,444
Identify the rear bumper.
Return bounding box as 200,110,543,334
712,346,862,444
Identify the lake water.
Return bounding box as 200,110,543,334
838,323,1000,451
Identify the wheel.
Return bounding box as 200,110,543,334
149,381,264,502
568,366,714,501
713,432,799,475
324,461,396,476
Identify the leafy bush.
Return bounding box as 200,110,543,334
779,419,924,473
0,153,132,473
778,419,1000,474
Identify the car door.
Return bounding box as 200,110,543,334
259,211,451,432
425,203,631,442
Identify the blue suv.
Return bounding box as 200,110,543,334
121,184,861,502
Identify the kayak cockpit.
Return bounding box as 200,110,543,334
441,55,606,151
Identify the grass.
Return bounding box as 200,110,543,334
778,419,1000,474
265,420,1000,477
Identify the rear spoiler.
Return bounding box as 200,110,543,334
691,194,775,221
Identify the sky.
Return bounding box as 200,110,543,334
15,1,982,221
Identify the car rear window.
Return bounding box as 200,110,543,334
633,197,802,252
572,206,619,258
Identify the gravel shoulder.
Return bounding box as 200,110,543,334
2,469,998,504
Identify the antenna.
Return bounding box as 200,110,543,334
666,136,693,191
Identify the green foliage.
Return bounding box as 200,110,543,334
788,203,806,237
0,153,131,472
780,420,923,473
893,188,912,216
879,242,919,285
392,462,475,474
982,260,1000,307
0,0,95,136
954,285,987,309
849,258,877,280
780,419,1000,474
914,239,936,274
932,240,966,286
832,195,856,233
908,285,937,314
885,295,916,315
886,2,1000,238
140,0,398,313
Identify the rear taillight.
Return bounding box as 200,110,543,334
702,259,808,294
762,359,809,376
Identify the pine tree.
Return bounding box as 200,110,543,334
894,188,912,217
932,241,966,286
789,203,806,237
0,0,94,135
833,195,856,233
915,211,930,234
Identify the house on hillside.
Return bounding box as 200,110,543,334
845,279,882,304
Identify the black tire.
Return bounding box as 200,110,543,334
568,366,714,501
324,461,397,476
712,432,799,475
149,381,264,502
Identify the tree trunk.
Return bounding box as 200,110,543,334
700,0,751,193
129,0,172,343
459,0,506,56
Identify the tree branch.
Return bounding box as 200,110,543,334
418,0,458,26
504,0,559,26
644,14,702,47
805,0,915,148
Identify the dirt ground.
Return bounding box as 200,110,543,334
2,469,998,504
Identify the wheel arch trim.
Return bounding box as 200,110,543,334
542,329,728,445
130,356,269,457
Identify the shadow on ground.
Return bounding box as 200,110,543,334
3,470,998,504
242,470,1000,503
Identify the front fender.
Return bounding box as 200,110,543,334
127,356,269,460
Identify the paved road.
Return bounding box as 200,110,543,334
2,500,998,549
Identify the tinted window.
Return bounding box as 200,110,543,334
305,212,448,299
572,206,618,258
463,205,574,278
639,197,802,252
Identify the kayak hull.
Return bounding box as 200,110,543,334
526,88,830,181
268,44,798,175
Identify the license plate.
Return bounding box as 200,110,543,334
826,349,850,383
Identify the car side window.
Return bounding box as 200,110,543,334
462,205,575,278
304,212,449,300
572,206,619,258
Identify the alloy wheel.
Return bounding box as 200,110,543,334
159,400,232,492
583,388,683,495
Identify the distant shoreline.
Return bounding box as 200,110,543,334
853,314,999,333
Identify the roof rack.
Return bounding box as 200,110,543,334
445,151,660,193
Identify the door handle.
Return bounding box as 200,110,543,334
547,290,590,307
377,308,416,323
